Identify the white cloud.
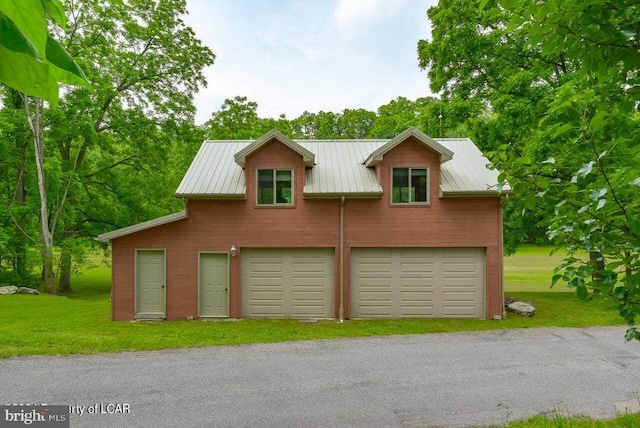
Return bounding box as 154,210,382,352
184,0,437,124
333,0,407,30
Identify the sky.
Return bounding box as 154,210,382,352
183,0,439,124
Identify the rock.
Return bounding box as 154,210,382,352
0,286,18,295
507,301,536,317
16,287,40,295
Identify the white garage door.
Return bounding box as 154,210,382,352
241,248,335,318
351,248,485,318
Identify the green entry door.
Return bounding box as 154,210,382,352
199,253,229,317
135,250,166,319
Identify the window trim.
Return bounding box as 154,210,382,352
256,168,294,206
390,166,430,205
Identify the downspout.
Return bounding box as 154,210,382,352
339,195,345,322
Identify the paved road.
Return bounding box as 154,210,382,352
1,327,639,428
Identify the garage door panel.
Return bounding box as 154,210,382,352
358,305,392,316
359,291,392,301
443,307,478,317
444,291,477,301
250,305,284,316
401,290,434,301
400,305,434,316
352,248,485,318
241,248,334,318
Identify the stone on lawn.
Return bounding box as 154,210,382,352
0,286,18,295
507,301,536,317
16,287,40,295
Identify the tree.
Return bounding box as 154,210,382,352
47,0,214,293
1,0,214,293
418,0,640,339
206,96,271,139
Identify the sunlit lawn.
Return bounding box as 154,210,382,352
504,245,580,293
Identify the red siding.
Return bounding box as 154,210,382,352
110,137,504,320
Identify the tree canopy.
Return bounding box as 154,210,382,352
419,0,640,339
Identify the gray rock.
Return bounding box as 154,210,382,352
507,301,536,317
0,285,18,295
16,287,40,295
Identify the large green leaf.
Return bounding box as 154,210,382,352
0,10,41,58
42,0,66,28
0,0,48,57
0,43,57,104
46,36,92,89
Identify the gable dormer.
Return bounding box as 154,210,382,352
234,129,315,168
363,127,453,167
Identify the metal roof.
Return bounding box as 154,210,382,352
95,210,188,242
175,132,507,199
438,138,510,195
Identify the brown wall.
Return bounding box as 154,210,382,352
111,137,503,321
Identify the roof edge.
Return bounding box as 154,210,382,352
234,129,315,168
303,191,384,199
96,210,188,242
440,190,513,197
364,126,454,167
174,193,246,200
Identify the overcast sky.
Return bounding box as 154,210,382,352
183,0,439,124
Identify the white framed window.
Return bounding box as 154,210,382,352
392,167,429,204
257,169,293,205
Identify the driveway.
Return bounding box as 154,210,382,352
1,327,639,428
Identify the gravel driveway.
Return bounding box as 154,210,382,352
1,326,639,427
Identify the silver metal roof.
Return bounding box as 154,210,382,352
438,138,510,196
95,210,188,242
175,133,507,199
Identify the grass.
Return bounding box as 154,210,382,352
501,411,640,427
504,245,580,293
0,246,626,359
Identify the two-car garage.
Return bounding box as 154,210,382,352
240,247,486,319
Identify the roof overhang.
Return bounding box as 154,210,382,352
303,191,384,199
363,127,454,167
174,193,246,199
234,129,315,168
95,210,188,242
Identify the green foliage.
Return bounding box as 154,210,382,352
418,0,640,339
0,0,91,106
0,0,214,291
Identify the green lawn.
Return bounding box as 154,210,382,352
504,245,580,293
503,412,640,427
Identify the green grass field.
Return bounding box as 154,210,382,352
504,245,579,293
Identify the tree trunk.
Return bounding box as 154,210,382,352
589,251,604,294
42,246,56,294
14,141,28,284
58,229,73,294
23,95,57,294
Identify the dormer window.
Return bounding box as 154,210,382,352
257,169,293,205
392,167,429,204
